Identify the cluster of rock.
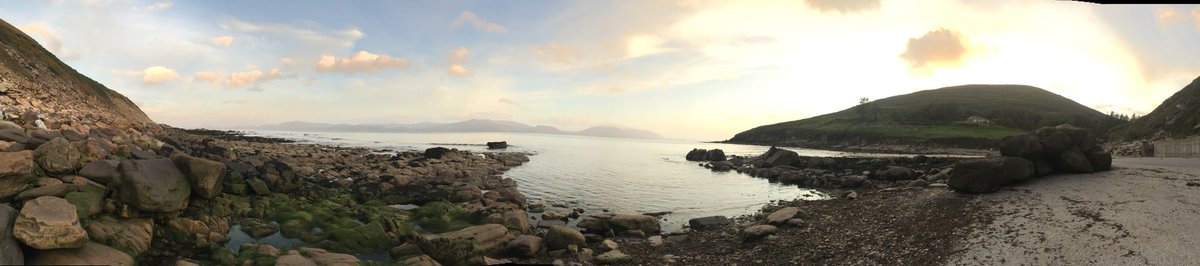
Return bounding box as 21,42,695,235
1107,140,1153,157
685,148,726,162
687,147,959,190
948,124,1113,193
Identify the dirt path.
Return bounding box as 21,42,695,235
950,158,1200,265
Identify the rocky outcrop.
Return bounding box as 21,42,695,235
0,150,35,200
685,148,707,161
117,159,191,213
418,224,514,266
486,141,507,149
948,157,1034,194
13,196,88,249
762,146,801,167
424,147,452,159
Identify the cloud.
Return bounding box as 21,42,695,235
225,69,281,88
223,18,364,51
450,11,508,33
210,35,233,47
498,98,519,106
316,50,409,73
532,42,581,65
15,22,78,59
141,2,172,12
803,0,881,13
447,47,471,77
625,34,667,58
142,66,180,85
1155,6,1181,24
1193,7,1200,30
192,71,224,84
900,27,970,69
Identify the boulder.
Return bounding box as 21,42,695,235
685,148,707,161
424,147,451,159
117,159,191,213
594,249,632,264
1086,150,1113,171
506,235,542,257
608,214,661,234
247,178,270,195
301,248,361,266
576,216,608,232
704,149,726,161
34,138,80,175
275,251,316,266
172,155,226,199
544,225,585,250
13,196,88,249
766,207,801,225
741,225,778,242
0,128,28,144
1038,130,1073,154
1055,148,1094,173
486,141,507,149
17,183,77,200
78,160,120,185
948,157,1035,193
708,160,735,171
28,241,133,266
417,224,513,265
687,216,730,230
541,210,569,221
85,217,153,256
64,191,103,218
536,219,566,229
0,151,35,200
764,146,801,167
130,150,157,160
1,204,23,265
875,166,916,181
502,210,531,234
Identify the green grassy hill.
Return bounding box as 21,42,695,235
1108,76,1200,142
727,84,1125,149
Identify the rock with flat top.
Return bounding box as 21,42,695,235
13,196,88,249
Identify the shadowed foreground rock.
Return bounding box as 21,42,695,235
949,124,1112,193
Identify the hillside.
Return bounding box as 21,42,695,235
1108,76,1200,142
728,84,1124,149
0,19,151,127
257,119,666,139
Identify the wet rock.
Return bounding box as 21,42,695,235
78,160,119,185
685,149,707,161
595,249,632,264
542,210,570,221
608,214,661,234
545,225,585,250
28,241,133,266
117,159,191,212
687,216,730,230
704,149,726,161
85,216,153,257
424,147,451,159
417,224,513,265
766,207,800,225
537,219,567,229
763,146,801,167
502,210,531,234
34,138,80,175
948,156,1034,193
239,218,278,238
741,225,777,242
13,196,88,249
1,204,23,265
172,154,226,199
0,151,35,200
506,235,543,257
486,141,507,149
17,183,76,200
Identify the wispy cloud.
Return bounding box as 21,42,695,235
450,11,508,33
316,50,409,74
142,66,180,85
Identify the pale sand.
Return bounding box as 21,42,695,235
951,157,1200,265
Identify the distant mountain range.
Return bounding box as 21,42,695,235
252,119,664,139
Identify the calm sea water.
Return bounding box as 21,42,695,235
241,130,915,232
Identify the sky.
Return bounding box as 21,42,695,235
1,0,1199,141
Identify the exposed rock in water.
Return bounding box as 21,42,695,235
424,147,452,159
487,141,508,149
607,214,662,234
544,225,584,250
704,149,726,161
685,148,707,161
506,235,542,257
418,224,514,266
762,146,801,167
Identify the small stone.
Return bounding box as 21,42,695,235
844,191,859,200
595,249,632,264
648,235,664,246
785,218,806,227
741,225,778,242
766,207,800,225
600,239,619,251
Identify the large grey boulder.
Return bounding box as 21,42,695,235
78,160,120,185
1055,148,1094,173
703,149,726,161
0,150,35,200
999,134,1042,159
948,157,1035,193
608,214,661,234
1,204,23,265
117,159,191,213
34,138,80,175
172,154,226,199
685,148,707,161
13,196,88,249
763,146,801,167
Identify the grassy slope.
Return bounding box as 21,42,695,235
729,84,1124,148
1108,76,1200,141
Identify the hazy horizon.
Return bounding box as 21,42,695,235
3,1,1199,140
